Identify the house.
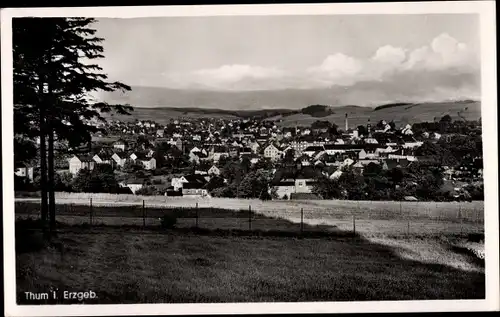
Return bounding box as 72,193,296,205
156,129,165,138
249,141,260,154
263,144,282,161
119,179,144,194
387,148,418,161
342,158,355,167
302,145,324,158
363,136,379,144
92,153,113,165
375,145,395,155
239,147,252,157
382,158,412,170
358,147,379,160
15,163,34,181
111,152,128,167
171,176,189,191
208,165,221,176
352,161,364,173
324,144,359,156
138,156,156,170
68,154,95,175
175,138,183,151
329,169,343,180
180,174,209,196
189,147,201,155
270,166,322,200
210,146,229,163
113,139,128,151
402,136,423,149
129,152,156,170
401,124,413,135
189,151,201,165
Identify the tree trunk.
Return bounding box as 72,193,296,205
48,126,56,237
39,95,49,241
47,46,57,238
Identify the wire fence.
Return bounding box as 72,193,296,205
15,198,484,237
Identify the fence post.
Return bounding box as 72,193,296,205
407,220,410,236
142,200,146,228
196,202,199,228
90,198,93,226
249,205,252,231
353,215,356,236
300,208,304,234
399,200,402,217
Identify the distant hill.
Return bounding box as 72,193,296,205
300,105,335,117
96,85,480,128
103,100,481,130
96,85,352,111
102,107,300,125
277,100,481,129
374,102,414,111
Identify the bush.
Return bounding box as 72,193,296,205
152,178,163,185
135,185,159,196
160,214,177,229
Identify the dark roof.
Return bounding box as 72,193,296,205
383,158,411,169
75,154,94,162
133,152,151,161
303,146,324,152
183,183,206,189
271,166,322,185
212,145,228,153
183,174,208,185
195,152,209,158
324,144,363,150
95,153,113,161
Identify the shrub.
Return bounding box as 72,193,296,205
152,178,163,185
135,185,158,196
160,214,177,229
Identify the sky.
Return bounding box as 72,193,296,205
92,14,481,105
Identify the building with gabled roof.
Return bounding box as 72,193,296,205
113,139,128,151
270,166,322,200
68,154,95,175
263,143,282,161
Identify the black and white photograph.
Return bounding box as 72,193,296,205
2,2,499,316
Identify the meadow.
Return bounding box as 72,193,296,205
14,193,486,304
15,192,484,237
16,226,484,304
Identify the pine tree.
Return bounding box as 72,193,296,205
13,17,132,239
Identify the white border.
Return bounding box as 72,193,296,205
2,2,498,316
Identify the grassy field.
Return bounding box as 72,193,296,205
276,100,481,128
16,226,485,304
15,196,485,304
17,192,485,220
15,198,484,238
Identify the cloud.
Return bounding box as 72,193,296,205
156,33,479,102
403,33,476,71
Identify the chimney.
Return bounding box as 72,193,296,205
345,113,348,131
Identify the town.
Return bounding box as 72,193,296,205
15,111,484,202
